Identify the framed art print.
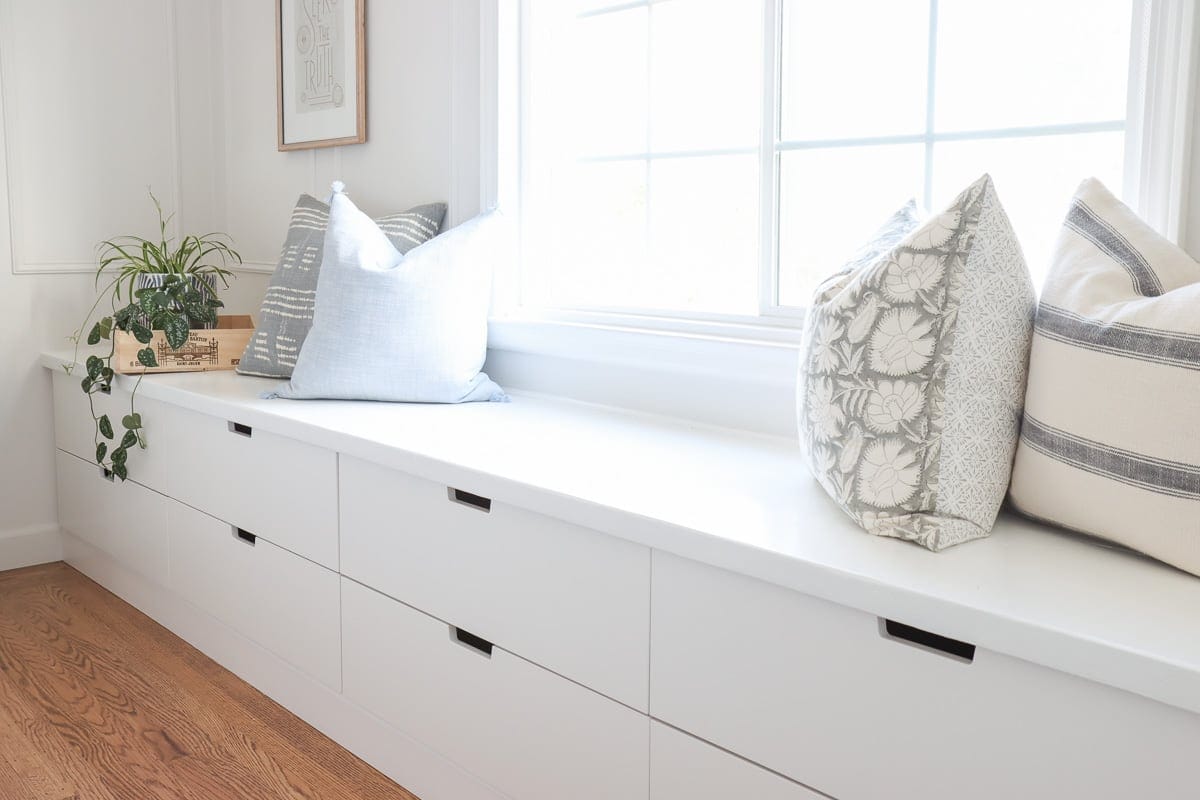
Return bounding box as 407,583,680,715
276,0,366,150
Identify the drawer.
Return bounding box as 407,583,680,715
168,500,340,690
650,552,1200,800
162,405,338,569
340,456,650,710
56,449,169,582
52,370,171,493
342,578,649,800
650,722,821,800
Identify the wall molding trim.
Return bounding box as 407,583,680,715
0,0,185,275
0,523,62,571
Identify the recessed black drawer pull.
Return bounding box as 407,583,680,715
452,626,493,657
100,467,115,482
448,487,492,513
98,383,112,395
881,619,975,663
229,421,253,438
233,527,257,545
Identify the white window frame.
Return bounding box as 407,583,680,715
473,0,1195,429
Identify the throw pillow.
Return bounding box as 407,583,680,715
1009,178,1200,576
797,174,1036,550
238,193,447,378
266,183,506,404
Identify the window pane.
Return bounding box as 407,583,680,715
529,4,648,158
537,161,648,310
930,132,1125,290
647,155,760,314
778,144,926,307
780,0,930,141
651,0,763,151
935,0,1131,131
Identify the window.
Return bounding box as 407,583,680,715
507,0,1143,331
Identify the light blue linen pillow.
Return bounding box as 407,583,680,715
266,183,506,403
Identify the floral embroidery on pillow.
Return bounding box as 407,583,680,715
798,178,989,546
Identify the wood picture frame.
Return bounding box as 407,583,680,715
276,0,367,151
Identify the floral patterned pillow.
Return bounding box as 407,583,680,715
797,175,1036,551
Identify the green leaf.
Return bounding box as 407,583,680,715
99,415,113,439
206,297,225,309
87,323,102,346
85,355,104,380
81,377,94,393
163,315,190,350
96,442,107,464
122,413,142,430
131,321,153,344
114,305,136,327
151,290,171,310
137,347,158,368
112,462,128,482
111,447,127,466
120,429,138,449
98,316,113,339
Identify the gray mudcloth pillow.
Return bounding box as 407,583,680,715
238,194,447,378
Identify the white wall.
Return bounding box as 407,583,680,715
0,0,225,547
0,0,481,548
217,0,481,301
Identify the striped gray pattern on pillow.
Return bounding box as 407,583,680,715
1010,178,1200,576
238,194,446,378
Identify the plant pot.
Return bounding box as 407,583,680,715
134,274,217,330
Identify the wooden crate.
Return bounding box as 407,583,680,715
114,315,255,374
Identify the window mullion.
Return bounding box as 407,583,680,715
758,0,781,315
923,0,939,210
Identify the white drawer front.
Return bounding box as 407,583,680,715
52,371,171,494
168,500,341,690
651,552,1200,800
650,722,820,800
340,456,650,710
342,579,649,800
56,449,169,581
163,405,338,569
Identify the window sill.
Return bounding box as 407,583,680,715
484,313,803,436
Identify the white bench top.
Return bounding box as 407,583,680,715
43,352,1200,715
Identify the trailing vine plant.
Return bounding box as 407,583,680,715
65,191,239,482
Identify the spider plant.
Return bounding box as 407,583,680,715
65,190,241,482
97,189,241,304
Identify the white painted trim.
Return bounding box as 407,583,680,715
756,0,781,314
486,316,798,434
61,531,505,800
0,0,186,275
448,0,484,228
231,260,278,275
0,524,62,571
1124,0,1197,242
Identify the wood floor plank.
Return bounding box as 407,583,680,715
23,565,415,800
0,563,420,800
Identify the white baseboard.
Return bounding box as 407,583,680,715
0,524,63,571
61,532,505,800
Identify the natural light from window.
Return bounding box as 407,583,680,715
518,0,1132,323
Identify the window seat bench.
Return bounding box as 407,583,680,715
41,351,1200,800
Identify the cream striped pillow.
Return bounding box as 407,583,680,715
1010,178,1200,576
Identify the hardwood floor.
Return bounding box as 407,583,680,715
0,562,419,800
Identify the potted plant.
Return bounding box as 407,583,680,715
67,190,241,481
